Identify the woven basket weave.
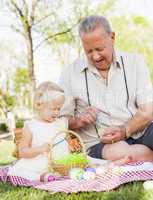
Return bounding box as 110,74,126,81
12,128,23,158
48,130,88,176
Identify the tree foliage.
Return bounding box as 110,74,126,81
14,67,30,93
111,15,153,81
0,90,15,117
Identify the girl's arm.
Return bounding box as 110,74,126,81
18,125,50,158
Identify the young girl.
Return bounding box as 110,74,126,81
8,81,69,180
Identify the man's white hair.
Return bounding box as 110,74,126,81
79,15,112,36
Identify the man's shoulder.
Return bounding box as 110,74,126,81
116,50,144,62
62,56,87,73
116,50,146,73
116,51,150,84
115,50,136,58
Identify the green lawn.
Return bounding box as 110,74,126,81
0,140,16,165
1,140,153,200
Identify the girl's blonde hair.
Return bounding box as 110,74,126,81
33,81,64,112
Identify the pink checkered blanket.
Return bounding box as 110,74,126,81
1,161,153,193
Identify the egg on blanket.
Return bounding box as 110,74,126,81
40,172,56,182
82,171,96,180
111,166,123,175
69,168,84,180
141,162,153,169
95,165,107,175
85,167,96,173
143,180,153,190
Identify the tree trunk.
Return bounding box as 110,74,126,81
25,26,35,108
26,26,35,90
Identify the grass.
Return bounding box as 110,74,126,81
0,139,16,165
1,140,153,200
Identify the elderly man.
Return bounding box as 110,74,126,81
59,15,153,164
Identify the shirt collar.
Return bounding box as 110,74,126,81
80,49,121,73
79,56,89,72
113,50,122,68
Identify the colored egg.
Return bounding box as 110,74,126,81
40,172,56,182
47,175,56,182
143,180,153,190
69,168,84,180
95,166,107,175
111,166,123,175
85,167,96,173
82,171,96,180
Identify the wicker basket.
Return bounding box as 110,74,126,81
12,128,23,158
13,128,88,175
48,130,88,176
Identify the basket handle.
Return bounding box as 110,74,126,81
48,129,86,171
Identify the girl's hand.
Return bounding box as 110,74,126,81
40,143,51,154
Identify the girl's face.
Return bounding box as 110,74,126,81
39,95,64,123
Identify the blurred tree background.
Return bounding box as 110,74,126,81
0,0,153,126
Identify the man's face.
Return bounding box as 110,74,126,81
81,26,115,71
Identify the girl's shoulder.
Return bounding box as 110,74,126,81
23,118,39,130
23,117,68,132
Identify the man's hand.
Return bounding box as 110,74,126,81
77,107,97,127
68,106,97,130
100,125,126,144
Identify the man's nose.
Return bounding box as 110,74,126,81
92,51,101,60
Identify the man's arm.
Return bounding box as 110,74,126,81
59,63,98,131
101,102,153,143
126,54,153,137
101,54,153,143
125,102,153,138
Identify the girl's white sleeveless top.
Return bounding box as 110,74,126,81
8,118,68,180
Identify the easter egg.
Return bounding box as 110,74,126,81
95,166,107,175
40,172,56,182
143,180,153,190
82,171,96,180
69,168,84,180
111,166,123,175
85,167,96,173
142,162,153,169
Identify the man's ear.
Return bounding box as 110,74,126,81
111,32,115,43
